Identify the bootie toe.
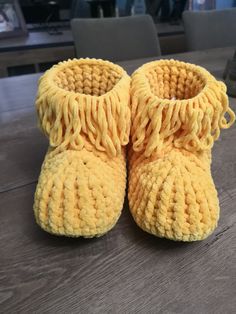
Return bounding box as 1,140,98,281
34,58,130,237
129,59,235,241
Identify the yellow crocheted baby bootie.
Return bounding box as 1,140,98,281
128,59,235,241
34,58,130,237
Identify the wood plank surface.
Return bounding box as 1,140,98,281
0,184,235,313
0,47,236,313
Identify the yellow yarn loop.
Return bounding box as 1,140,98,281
128,59,235,241
34,58,130,237
36,58,131,157
131,59,235,157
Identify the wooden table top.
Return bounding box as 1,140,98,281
1,47,236,313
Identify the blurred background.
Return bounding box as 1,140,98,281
18,0,236,23
0,0,236,77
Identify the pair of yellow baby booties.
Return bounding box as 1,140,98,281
34,58,235,242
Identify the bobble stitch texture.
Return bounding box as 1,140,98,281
128,59,235,241
34,58,130,237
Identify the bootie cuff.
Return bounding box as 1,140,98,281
131,59,235,157
36,58,131,157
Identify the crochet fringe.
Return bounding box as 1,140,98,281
36,58,131,157
131,59,235,157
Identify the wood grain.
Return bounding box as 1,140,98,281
0,47,236,313
0,185,235,313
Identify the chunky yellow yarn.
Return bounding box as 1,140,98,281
128,59,235,241
34,58,130,237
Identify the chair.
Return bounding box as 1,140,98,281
71,15,161,61
183,8,236,51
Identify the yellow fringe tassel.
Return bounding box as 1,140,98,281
131,59,235,157
36,58,131,157
128,59,235,241
34,58,130,237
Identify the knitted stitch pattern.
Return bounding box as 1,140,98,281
34,58,130,237
128,59,235,241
